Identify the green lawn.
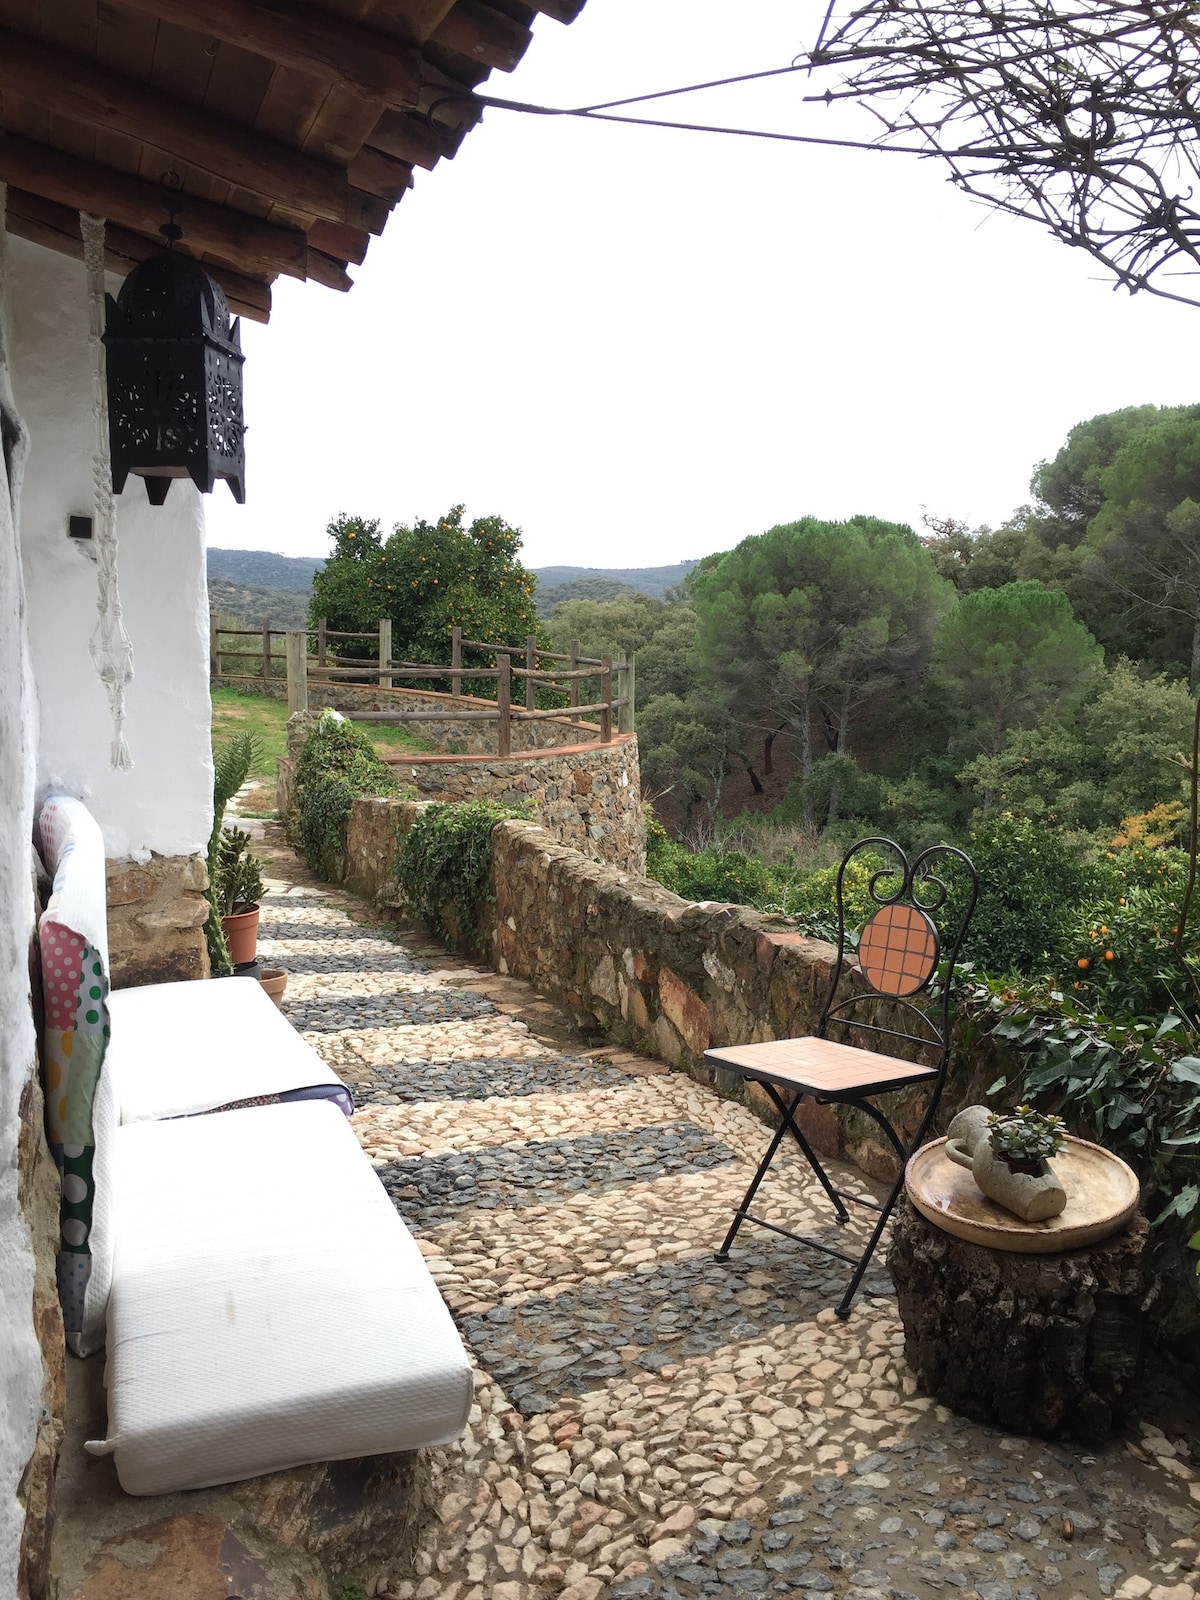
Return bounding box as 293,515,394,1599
211,687,434,816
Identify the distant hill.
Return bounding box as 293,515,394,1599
531,561,698,600
205,549,701,630
207,548,324,592
209,579,311,632
533,578,642,616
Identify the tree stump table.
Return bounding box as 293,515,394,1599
888,1138,1151,1444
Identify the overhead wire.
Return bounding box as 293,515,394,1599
433,80,961,159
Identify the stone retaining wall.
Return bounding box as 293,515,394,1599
342,798,1007,1180
106,853,210,986
281,715,645,875
395,737,644,874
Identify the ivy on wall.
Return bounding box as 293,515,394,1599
394,799,530,948
296,713,400,878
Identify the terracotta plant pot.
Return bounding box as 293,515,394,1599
258,967,287,1009
220,903,260,966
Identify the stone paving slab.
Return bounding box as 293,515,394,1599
377,1123,739,1225
284,988,497,1032
350,1054,638,1107
247,873,1200,1600
357,1083,705,1156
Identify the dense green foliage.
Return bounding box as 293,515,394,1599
932,581,1101,758
960,814,1107,976
310,506,542,667
395,800,530,948
645,815,887,941
295,713,399,877
690,516,949,793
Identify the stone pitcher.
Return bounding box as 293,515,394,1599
944,1105,1068,1223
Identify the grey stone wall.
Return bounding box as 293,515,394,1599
396,737,644,874
340,798,1009,1182
280,718,645,875
106,854,211,987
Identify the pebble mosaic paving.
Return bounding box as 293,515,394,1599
254,871,1200,1600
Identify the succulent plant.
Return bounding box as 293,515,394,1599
213,825,265,917
987,1104,1066,1167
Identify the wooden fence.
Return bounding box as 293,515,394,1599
211,619,634,753
209,616,289,686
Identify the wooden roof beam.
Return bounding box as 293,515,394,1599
432,2,532,71
0,28,387,232
531,1,587,21
367,110,465,171
0,131,308,280
4,187,272,321
347,146,413,204
110,0,422,110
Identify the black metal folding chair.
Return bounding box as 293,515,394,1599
706,837,979,1317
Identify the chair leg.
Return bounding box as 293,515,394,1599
835,1167,905,1319
762,1083,851,1225
715,1113,791,1261
717,1089,853,1264
833,1086,948,1317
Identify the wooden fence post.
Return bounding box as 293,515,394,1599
317,618,327,667
286,631,309,716
261,617,271,688
525,635,537,712
600,653,613,743
451,625,462,698
210,618,220,681
570,639,580,722
617,654,636,734
497,652,511,757
378,618,392,688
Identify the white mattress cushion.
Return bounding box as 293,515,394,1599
107,977,343,1122
88,1100,472,1494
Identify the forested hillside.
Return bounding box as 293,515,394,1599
207,549,324,591
206,544,697,626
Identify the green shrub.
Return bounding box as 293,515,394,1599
962,813,1110,976
780,851,890,941
395,799,530,947
773,755,888,832
645,813,891,942
675,848,782,906
645,811,692,896
1061,849,1195,1017
296,712,398,877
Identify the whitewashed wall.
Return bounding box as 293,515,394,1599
0,213,47,1600
10,238,213,862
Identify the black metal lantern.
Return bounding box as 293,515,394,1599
103,247,245,504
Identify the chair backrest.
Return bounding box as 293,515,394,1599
818,836,979,1070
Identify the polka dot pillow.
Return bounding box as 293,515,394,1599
40,920,111,1353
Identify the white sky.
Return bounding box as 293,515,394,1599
205,0,1200,568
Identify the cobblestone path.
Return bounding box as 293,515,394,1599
256,867,1200,1600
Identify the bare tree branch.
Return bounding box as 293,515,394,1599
808,2,1200,306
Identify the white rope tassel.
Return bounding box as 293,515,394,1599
80,212,134,770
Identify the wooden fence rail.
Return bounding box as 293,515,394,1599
235,620,637,753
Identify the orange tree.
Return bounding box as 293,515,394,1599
309,506,543,668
